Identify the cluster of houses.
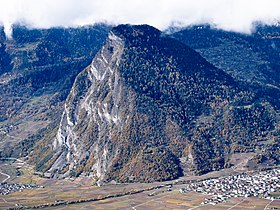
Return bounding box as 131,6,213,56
0,124,17,136
0,182,42,195
180,169,280,205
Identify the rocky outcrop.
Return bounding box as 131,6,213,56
51,32,127,184
37,25,279,184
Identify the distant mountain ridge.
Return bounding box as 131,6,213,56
172,24,280,87
27,24,279,184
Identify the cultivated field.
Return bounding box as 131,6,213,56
47,192,280,210
0,159,279,209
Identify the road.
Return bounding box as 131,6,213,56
227,199,246,210
0,158,25,163
0,172,10,183
264,199,274,210
0,157,25,183
6,134,22,141
132,193,172,210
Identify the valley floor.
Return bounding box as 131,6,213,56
0,159,279,210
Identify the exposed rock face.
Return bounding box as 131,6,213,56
51,32,126,183
35,25,279,184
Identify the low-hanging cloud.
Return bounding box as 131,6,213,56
0,0,280,38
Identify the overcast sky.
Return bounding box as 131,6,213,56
1,0,280,37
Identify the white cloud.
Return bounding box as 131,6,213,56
0,0,280,37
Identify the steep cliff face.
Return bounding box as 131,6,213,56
36,25,279,184
51,32,127,183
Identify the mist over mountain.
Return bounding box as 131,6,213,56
1,0,280,38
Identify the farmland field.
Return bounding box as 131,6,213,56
0,159,279,209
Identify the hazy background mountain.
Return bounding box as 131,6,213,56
172,24,280,87
1,0,280,37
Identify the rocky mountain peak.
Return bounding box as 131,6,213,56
112,24,161,41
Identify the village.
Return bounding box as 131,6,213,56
179,169,280,205
0,182,42,195
0,166,279,209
